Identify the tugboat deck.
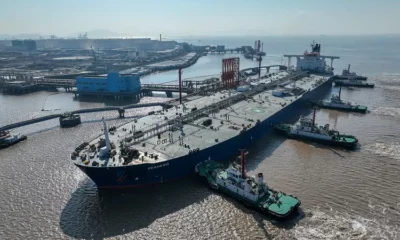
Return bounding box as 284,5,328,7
73,72,327,168
195,160,301,218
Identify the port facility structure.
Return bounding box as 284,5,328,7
0,64,288,132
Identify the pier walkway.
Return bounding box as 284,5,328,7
141,84,194,93
0,114,63,132
0,102,172,132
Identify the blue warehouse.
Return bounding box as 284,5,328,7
76,73,141,93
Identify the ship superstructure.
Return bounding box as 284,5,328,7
284,41,339,74
71,71,333,188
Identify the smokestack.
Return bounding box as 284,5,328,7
160,34,162,41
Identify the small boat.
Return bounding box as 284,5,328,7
0,130,27,149
310,87,367,113
334,78,374,88
195,150,301,219
59,113,81,128
274,108,358,149
333,64,367,80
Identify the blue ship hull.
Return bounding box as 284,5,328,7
76,78,333,188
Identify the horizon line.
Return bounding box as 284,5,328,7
1,33,399,40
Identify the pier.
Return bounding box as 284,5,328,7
1,78,76,94
0,64,292,132
71,79,219,99
240,65,287,77
0,102,172,132
1,74,219,98
208,48,242,54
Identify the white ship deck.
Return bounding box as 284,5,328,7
72,72,328,168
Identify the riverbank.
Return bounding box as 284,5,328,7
120,52,203,77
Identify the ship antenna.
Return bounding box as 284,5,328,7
312,107,317,129
102,117,111,152
239,149,246,179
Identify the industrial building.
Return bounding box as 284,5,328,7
216,45,225,52
1,38,177,51
76,73,141,93
11,40,37,51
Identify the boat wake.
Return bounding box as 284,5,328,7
72,169,87,187
377,74,400,92
380,85,400,92
364,142,400,160
292,209,398,240
371,106,400,118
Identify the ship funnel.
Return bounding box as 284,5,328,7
239,149,247,178
312,107,317,129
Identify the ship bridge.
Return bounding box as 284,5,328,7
283,54,340,69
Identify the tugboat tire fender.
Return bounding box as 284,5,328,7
209,181,218,190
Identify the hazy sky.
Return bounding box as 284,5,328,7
1,0,399,37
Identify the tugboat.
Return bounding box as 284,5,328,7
333,64,367,80
274,108,358,149
0,130,27,149
334,77,374,88
310,87,367,113
59,112,81,128
195,150,301,219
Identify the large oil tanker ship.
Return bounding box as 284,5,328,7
71,45,335,188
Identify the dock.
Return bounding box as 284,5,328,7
0,102,173,132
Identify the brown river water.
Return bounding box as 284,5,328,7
1,36,400,239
